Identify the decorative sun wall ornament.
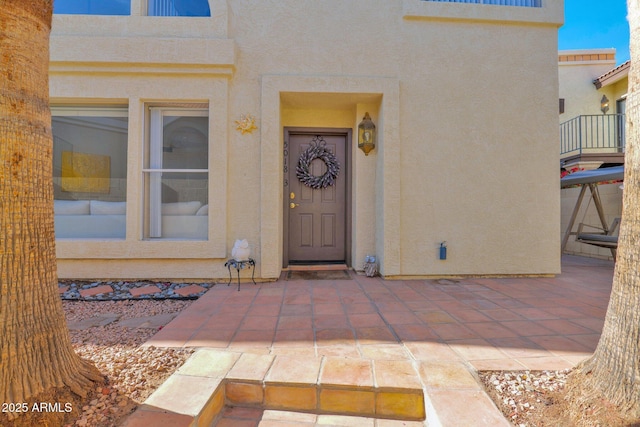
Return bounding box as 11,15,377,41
235,114,257,134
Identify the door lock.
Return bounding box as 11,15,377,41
290,192,296,200
290,202,300,209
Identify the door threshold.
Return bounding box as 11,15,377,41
285,264,349,271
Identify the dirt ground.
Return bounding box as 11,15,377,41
479,369,640,427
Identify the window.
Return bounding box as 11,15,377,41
53,0,130,15
144,107,209,240
148,0,211,16
52,107,128,238
423,0,541,6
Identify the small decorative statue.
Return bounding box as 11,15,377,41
364,255,378,277
232,239,251,261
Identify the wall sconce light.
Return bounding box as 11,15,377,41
358,112,376,156
600,95,610,114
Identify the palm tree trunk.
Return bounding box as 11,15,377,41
569,0,640,418
0,0,102,417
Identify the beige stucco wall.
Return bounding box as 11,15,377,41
50,0,563,279
558,49,617,121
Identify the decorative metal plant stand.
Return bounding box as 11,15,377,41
224,258,256,291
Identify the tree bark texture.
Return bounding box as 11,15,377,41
0,0,102,412
574,0,640,417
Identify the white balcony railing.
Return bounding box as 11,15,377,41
423,0,541,7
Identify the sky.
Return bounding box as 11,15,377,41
558,0,630,65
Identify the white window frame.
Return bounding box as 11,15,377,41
144,107,209,239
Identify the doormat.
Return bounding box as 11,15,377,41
286,270,352,280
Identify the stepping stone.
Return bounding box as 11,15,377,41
174,284,206,297
67,313,121,330
116,313,178,329
129,285,162,297
79,284,114,298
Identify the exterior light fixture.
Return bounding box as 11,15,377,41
600,95,610,114
357,112,376,156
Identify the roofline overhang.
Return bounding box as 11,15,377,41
594,60,630,89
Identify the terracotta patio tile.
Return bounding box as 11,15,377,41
316,345,361,358
314,314,350,329
348,313,387,328
227,353,275,382
486,336,553,357
464,322,519,339
261,409,317,422
248,304,282,316
230,329,275,347
343,302,378,314
511,307,558,320
391,324,440,342
265,355,322,385
281,304,313,316
314,303,346,315
354,327,398,345
535,319,594,335
430,322,478,340
480,308,523,321
316,328,356,346
404,341,462,361
515,356,574,370
359,344,410,360
122,407,193,427
571,317,605,332
380,311,422,325
241,315,279,331
176,349,239,378
284,294,311,304
320,357,374,387
276,315,312,330
470,358,528,371
428,389,511,426
446,338,508,361
499,320,556,337
415,310,457,324
374,359,422,390
449,309,493,323
418,360,481,389
273,328,314,346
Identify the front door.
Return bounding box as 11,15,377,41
285,130,347,264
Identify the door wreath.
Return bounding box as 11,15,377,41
295,138,340,189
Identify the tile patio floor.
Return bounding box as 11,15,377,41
144,255,614,426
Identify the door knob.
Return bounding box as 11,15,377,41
290,202,300,209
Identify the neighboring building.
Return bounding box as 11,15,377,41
558,49,627,260
49,0,563,280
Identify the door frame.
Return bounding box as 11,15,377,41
283,127,352,268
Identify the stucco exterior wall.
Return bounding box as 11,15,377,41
558,49,617,121
50,0,563,279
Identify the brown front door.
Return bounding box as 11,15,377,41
285,130,347,264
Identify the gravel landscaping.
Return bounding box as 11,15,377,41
62,299,195,427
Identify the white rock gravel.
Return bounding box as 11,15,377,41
479,369,571,426
62,300,195,427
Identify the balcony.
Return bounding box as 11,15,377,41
560,114,626,168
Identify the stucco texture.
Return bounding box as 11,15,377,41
50,0,563,279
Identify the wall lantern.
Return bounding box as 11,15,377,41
600,95,610,114
358,112,376,156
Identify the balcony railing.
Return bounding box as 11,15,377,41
423,0,542,7
560,114,626,158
